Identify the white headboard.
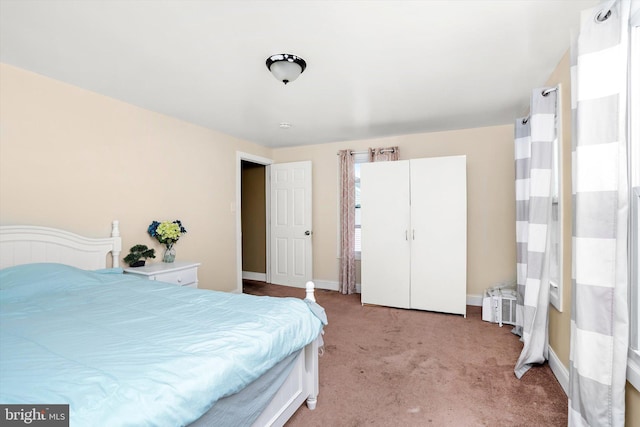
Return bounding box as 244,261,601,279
0,221,122,270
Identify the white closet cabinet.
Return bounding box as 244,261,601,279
360,155,467,316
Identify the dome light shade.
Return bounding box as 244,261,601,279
266,54,307,85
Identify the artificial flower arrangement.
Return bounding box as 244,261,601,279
148,220,187,263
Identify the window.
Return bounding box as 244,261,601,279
630,186,639,389
631,187,639,349
628,6,640,390
549,89,563,312
353,152,368,258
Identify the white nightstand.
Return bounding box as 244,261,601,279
124,261,200,288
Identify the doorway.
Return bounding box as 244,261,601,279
235,152,272,293
235,152,313,293
241,160,267,282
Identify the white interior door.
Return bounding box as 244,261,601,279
270,161,313,287
410,155,467,315
360,160,411,309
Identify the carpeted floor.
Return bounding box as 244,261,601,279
243,281,567,427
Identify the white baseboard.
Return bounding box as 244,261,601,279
547,345,569,395
269,279,483,308
266,279,341,291
242,277,344,292
311,280,339,291
310,282,481,306
242,271,267,282
466,293,483,306
311,280,362,293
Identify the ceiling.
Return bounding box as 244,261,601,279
0,0,597,148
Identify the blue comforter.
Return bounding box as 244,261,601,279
0,264,325,426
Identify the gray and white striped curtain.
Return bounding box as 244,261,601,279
568,1,630,425
513,88,558,379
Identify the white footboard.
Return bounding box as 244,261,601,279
251,281,320,427
251,337,320,427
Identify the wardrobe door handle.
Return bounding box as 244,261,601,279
405,230,408,241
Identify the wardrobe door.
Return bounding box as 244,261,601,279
360,160,411,309
409,156,467,316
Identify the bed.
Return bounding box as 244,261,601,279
0,221,326,427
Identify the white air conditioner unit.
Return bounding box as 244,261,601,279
482,288,517,327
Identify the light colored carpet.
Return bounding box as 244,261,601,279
244,281,567,427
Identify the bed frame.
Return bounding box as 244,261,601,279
0,221,320,427
0,221,122,270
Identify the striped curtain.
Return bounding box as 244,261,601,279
513,88,558,379
568,1,631,426
514,118,531,338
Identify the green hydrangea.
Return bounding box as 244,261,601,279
148,220,187,245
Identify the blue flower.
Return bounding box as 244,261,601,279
148,220,187,245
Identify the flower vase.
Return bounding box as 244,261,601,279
163,243,176,263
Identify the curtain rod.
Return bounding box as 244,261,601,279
336,148,396,156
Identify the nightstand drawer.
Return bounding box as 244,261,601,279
124,261,200,288
151,268,197,287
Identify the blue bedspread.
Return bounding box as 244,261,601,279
0,264,325,426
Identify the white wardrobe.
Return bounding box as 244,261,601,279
360,155,467,316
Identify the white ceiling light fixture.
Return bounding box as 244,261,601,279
266,54,307,85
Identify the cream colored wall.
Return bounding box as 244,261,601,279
627,383,640,426
273,124,516,297
0,63,271,292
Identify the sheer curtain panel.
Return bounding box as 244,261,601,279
568,1,631,425
339,146,398,294
338,150,356,294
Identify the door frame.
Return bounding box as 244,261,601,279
235,151,273,293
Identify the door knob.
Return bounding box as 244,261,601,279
305,230,312,236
